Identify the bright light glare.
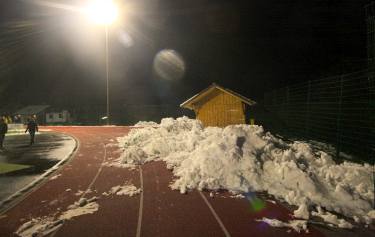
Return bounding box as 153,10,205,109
85,0,118,25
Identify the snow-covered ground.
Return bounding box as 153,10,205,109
256,218,308,233
15,197,99,237
102,183,141,197
133,121,159,127
15,182,141,237
116,117,374,229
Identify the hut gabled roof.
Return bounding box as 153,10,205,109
180,83,256,110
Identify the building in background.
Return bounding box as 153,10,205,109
181,83,256,127
45,110,71,124
14,105,50,124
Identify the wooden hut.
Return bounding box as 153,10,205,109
180,83,256,127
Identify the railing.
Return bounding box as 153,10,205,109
264,70,375,162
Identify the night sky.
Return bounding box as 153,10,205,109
0,0,371,109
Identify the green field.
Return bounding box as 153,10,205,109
0,162,32,174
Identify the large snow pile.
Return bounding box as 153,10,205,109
133,121,159,127
117,117,374,227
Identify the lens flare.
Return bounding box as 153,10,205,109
245,193,266,212
118,31,133,48
153,49,186,81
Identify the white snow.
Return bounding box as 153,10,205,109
15,217,63,237
133,121,159,127
60,201,99,220
311,206,354,229
75,188,93,196
230,194,245,199
293,201,310,220
16,197,99,237
106,183,141,197
368,210,375,219
49,174,61,180
256,217,308,233
103,160,136,170
117,117,375,227
266,199,277,204
74,190,84,196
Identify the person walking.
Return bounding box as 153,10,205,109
0,117,8,150
25,117,38,146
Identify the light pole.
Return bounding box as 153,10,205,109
105,25,109,125
85,0,118,125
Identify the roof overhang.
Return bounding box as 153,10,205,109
180,83,256,110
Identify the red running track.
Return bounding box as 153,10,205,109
0,126,325,237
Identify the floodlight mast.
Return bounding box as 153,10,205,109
85,0,118,125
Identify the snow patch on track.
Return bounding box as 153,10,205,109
103,183,141,197
256,218,308,233
15,197,99,237
49,174,61,180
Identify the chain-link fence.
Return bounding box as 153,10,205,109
264,70,375,162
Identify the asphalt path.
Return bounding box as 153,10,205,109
0,132,75,202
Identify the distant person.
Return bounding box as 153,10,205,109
25,118,38,146
16,115,21,123
3,116,9,124
0,117,8,149
6,115,12,124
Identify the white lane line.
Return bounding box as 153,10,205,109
136,166,144,237
50,143,108,237
81,143,107,199
199,191,231,237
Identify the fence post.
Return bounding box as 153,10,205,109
286,87,290,131
336,75,344,159
369,73,375,167
305,81,311,138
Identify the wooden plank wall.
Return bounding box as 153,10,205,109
197,91,245,127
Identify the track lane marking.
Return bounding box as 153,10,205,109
50,142,108,237
199,191,231,237
136,166,144,237
81,143,107,199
